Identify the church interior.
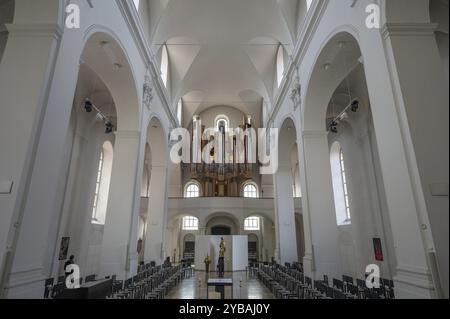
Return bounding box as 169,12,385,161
0,0,448,300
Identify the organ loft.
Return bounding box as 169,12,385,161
183,115,258,197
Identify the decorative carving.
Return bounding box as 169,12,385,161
290,74,302,111
143,73,154,110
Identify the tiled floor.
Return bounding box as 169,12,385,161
166,271,275,299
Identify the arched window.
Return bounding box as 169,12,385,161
92,141,114,225
243,182,258,198
215,114,229,132
160,44,169,87
185,182,200,198
306,0,313,11
133,0,140,10
177,99,183,125
330,142,351,225
339,148,351,220
276,45,285,87
244,217,260,231
182,216,199,230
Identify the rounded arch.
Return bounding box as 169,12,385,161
160,44,169,87
278,117,297,167
214,114,230,132
184,180,201,198
80,28,141,131
146,116,168,168
183,233,196,242
141,142,151,197
170,212,201,222
243,211,274,223
92,140,114,225
291,142,302,198
303,30,363,132
176,98,183,126
330,141,351,226
276,44,285,87
204,212,241,235
241,180,259,198
274,112,296,130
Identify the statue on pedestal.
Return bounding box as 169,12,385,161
218,237,226,278
204,254,211,274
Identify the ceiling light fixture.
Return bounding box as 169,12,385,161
327,98,360,134
83,98,115,134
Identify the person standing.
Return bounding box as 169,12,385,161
64,255,75,278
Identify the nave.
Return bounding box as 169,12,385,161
45,261,394,300
0,0,448,301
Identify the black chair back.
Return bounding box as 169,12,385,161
124,278,132,288
343,275,353,284
323,275,329,286
326,286,334,298
334,289,346,299
305,276,312,287
356,278,366,288
51,283,65,298
333,278,343,291
44,278,54,299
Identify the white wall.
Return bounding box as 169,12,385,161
194,235,248,272
326,66,396,280
52,85,116,280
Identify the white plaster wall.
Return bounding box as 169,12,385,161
1,0,176,297
232,236,249,271
267,0,448,298
50,83,117,280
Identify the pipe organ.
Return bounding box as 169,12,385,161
183,115,258,197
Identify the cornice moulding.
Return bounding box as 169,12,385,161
5,23,63,40
381,23,439,39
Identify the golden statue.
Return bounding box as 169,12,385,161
204,254,211,273
219,238,226,258
218,237,226,277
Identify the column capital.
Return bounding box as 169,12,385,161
381,23,438,40
114,130,141,139
5,23,63,40
301,130,328,139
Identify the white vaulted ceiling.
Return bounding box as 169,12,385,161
146,0,307,126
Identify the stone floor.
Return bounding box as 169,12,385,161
165,271,275,299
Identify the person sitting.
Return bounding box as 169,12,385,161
163,256,172,268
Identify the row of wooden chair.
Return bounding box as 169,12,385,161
108,265,192,299
44,273,99,299
253,263,395,299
